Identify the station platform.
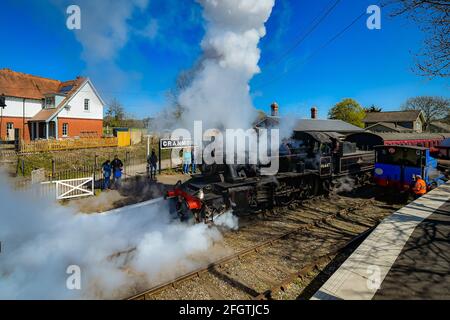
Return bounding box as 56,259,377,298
312,182,450,300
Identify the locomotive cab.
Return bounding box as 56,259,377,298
374,145,446,191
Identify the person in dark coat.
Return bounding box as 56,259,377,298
111,155,124,184
102,160,112,190
147,149,158,180
113,164,123,188
191,148,196,174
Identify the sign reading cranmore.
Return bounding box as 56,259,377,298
162,121,280,176
160,139,193,150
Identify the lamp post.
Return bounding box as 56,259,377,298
0,94,6,142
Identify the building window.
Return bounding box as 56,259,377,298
45,97,55,108
62,123,69,137
6,123,13,139
84,99,90,111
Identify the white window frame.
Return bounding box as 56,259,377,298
6,123,13,139
62,123,69,137
84,99,90,112
45,96,55,109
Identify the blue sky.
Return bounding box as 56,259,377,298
1,0,448,119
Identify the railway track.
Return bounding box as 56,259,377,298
126,200,377,300
254,226,375,300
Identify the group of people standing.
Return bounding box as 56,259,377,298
101,155,124,190
182,148,196,175
147,147,196,178
100,147,197,190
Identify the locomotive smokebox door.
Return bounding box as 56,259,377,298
320,157,332,176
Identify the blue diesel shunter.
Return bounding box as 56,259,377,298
374,145,446,191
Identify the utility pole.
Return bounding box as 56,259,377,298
0,94,7,142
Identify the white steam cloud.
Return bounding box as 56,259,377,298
214,211,239,231
0,176,237,299
178,0,276,130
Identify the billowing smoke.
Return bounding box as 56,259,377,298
0,175,236,299
214,211,239,231
333,176,355,194
177,0,276,130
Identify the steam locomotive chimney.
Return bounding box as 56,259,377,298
271,102,279,117
311,106,318,120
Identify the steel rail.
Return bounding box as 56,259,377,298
126,203,366,300
253,226,376,300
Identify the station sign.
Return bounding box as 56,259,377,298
160,139,193,150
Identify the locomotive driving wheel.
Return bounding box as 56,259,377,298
303,176,320,199
274,182,296,206
276,193,295,206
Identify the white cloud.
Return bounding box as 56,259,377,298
70,0,150,62
138,19,160,40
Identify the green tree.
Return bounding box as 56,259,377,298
328,98,366,128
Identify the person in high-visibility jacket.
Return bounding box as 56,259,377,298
412,175,427,198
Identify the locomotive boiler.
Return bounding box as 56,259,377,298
165,130,375,224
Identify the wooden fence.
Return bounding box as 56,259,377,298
20,137,118,153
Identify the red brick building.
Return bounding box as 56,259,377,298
0,68,104,141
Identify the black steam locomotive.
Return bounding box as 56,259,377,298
166,131,374,223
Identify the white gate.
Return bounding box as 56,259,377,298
54,177,94,200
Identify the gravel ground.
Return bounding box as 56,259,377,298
130,185,402,300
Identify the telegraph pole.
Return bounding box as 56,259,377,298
0,94,7,142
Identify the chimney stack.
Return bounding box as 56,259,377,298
271,102,279,117
311,106,318,120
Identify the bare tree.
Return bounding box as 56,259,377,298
365,105,383,113
165,61,203,119
386,0,450,77
105,98,125,127
402,96,450,128
445,110,450,123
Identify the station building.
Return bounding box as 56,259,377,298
0,68,104,141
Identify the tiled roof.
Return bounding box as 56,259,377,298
30,77,86,121
369,132,447,141
293,119,364,133
0,68,85,102
430,121,450,132
0,69,87,121
255,116,364,133
0,68,62,100
30,77,86,122
363,110,422,123
31,109,60,121
365,122,412,132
